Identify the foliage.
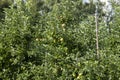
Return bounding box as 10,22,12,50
0,0,120,80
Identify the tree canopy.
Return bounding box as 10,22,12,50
0,0,120,80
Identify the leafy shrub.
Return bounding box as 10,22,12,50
0,0,120,80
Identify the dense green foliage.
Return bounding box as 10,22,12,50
0,0,12,21
0,0,120,80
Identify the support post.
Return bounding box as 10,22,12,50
95,3,99,59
